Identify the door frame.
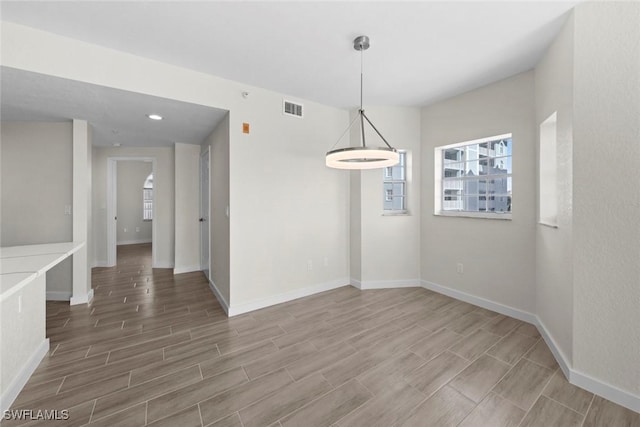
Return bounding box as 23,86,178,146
107,157,157,267
200,148,211,279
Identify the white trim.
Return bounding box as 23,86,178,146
350,279,362,290
0,338,49,413
46,291,71,301
92,260,110,268
534,317,571,378
535,316,640,413
357,279,421,290
435,211,512,220
116,239,153,245
538,221,559,229
420,280,536,324
70,288,94,306
152,262,174,269
227,278,350,317
570,369,640,413
207,278,229,316
420,279,640,413
438,133,513,150
173,265,201,275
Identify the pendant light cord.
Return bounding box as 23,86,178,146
360,47,364,110
360,46,366,148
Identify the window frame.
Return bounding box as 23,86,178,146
434,134,512,220
382,150,409,215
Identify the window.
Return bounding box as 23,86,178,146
383,151,407,213
435,134,512,218
143,173,153,221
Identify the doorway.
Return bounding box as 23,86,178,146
107,157,157,267
200,149,210,279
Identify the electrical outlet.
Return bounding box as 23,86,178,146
307,260,313,271
64,205,72,215
456,263,464,274
124,228,127,233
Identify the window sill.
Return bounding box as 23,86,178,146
538,221,558,229
382,210,410,216
434,211,512,220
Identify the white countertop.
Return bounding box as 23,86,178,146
0,241,85,301
0,241,84,259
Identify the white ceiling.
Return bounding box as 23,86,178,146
1,67,227,147
0,1,578,109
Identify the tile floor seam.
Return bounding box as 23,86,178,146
580,394,597,427
543,393,589,417
196,403,204,427
514,360,560,427
521,355,556,372
88,399,97,424
55,377,66,395
237,411,247,427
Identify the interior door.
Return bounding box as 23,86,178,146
200,150,210,279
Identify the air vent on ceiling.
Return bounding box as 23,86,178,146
283,100,303,118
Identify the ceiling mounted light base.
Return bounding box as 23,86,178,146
353,35,370,51
326,35,399,170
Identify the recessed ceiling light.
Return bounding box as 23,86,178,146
113,143,121,147
147,114,163,121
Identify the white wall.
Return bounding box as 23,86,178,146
0,122,73,298
174,143,200,273
203,115,231,304
421,72,537,313
229,96,350,307
93,146,174,268
534,13,575,364
572,2,640,397
116,161,152,245
352,107,422,287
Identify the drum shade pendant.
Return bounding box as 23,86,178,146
326,35,399,170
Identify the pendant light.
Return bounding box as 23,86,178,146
326,35,399,170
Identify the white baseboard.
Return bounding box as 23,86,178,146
535,316,640,413
92,260,111,268
69,288,94,306
227,278,350,317
46,291,71,301
570,368,640,413
0,338,49,412
207,279,230,316
353,278,420,290
152,262,174,269
420,279,640,414
174,265,201,275
116,239,152,245
420,279,537,324
534,317,571,379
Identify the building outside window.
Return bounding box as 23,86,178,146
438,134,512,216
383,151,407,213
143,173,153,221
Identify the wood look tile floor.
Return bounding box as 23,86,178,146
7,243,640,426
